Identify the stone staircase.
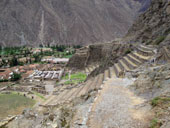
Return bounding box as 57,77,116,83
40,45,157,107
84,64,99,75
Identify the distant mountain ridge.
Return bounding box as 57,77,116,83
0,0,150,47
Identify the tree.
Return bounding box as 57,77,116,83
9,56,19,66
11,72,21,81
33,54,42,63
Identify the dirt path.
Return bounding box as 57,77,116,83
87,78,152,128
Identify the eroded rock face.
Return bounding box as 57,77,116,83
130,64,170,99
129,64,170,128
0,0,150,46
125,0,170,45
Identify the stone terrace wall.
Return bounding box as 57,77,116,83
67,42,133,70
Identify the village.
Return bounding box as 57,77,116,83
0,45,83,121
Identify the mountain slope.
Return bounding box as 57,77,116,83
0,0,149,46
125,0,170,45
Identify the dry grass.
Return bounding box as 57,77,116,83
0,92,35,119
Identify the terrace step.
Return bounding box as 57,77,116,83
130,52,148,62
76,80,93,97
117,60,125,71
113,65,119,77
109,67,117,77
126,54,141,66
135,46,154,56
119,59,131,71
85,68,90,73
115,63,123,73
133,52,151,60
88,75,99,92
68,85,85,100
127,54,142,64
123,56,138,68
104,69,110,81
66,85,85,102
139,44,155,51
108,68,111,78
85,65,99,75
52,89,71,105
61,85,81,102
121,57,134,70
88,67,93,72
95,73,104,90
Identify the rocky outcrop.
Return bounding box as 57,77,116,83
0,0,150,46
129,64,170,128
125,0,170,45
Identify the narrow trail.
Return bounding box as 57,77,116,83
87,78,152,128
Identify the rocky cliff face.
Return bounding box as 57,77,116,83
0,0,150,47
125,0,170,45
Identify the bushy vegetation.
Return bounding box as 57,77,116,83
33,53,42,63
150,118,161,128
125,49,131,54
0,79,8,83
151,96,170,107
0,44,81,67
11,72,21,81
150,96,170,128
63,72,87,85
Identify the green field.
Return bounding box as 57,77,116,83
0,93,35,119
63,72,87,85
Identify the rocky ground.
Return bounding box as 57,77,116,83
87,78,152,128
129,64,170,128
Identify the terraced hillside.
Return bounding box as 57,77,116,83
4,43,170,128
40,44,157,108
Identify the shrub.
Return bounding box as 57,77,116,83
9,56,19,66
150,119,160,128
151,97,170,107
125,49,131,54
0,79,8,82
33,54,42,63
154,36,166,45
11,72,21,81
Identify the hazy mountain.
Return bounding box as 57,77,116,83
0,0,150,47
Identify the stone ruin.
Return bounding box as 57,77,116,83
28,69,64,82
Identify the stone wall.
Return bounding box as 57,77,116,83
67,42,133,71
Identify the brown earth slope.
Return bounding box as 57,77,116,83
0,0,150,46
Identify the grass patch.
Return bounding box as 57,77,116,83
63,72,87,85
63,54,73,58
0,92,35,119
32,91,46,100
151,97,170,107
150,119,160,128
